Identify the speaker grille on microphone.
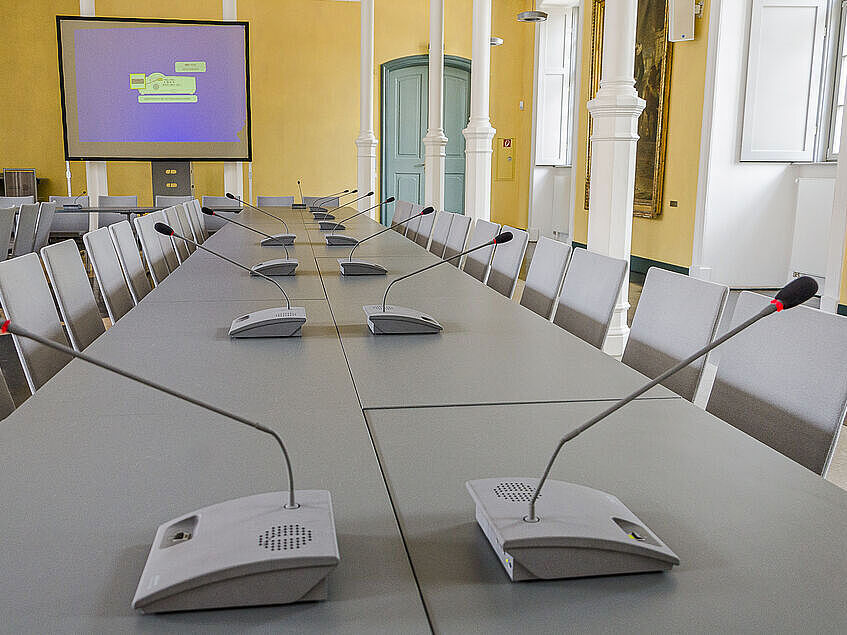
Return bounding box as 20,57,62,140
493,481,540,503
257,524,313,551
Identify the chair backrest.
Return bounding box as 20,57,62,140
462,220,500,281
49,196,90,234
622,267,728,401
303,196,339,208
134,213,170,286
109,220,152,303
0,370,14,421
257,196,295,206
552,248,627,349
178,202,200,246
414,206,437,248
11,203,40,257
404,203,425,240
32,201,57,252
443,213,471,266
83,227,135,323
41,240,106,351
486,225,529,298
186,199,207,242
0,196,34,207
0,254,72,392
151,210,179,271
155,195,192,207
706,292,847,475
520,237,571,319
0,208,15,261
429,211,452,258
163,207,190,262
200,196,241,232
98,195,137,208
392,200,413,231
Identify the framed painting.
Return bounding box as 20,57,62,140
584,0,672,219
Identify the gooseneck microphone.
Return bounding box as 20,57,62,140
202,207,291,259
524,275,819,523
1,319,297,509
315,190,370,217
293,180,306,208
324,196,393,232
154,222,291,310
311,188,352,211
66,190,87,209
225,192,292,234
380,231,512,311
347,206,434,261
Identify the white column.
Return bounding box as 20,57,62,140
821,103,847,314
423,0,447,210
80,0,105,230
462,0,496,222
356,0,378,218
586,0,645,357
222,0,244,201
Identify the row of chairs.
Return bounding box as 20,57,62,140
0,201,56,261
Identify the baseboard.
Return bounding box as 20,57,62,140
569,242,689,276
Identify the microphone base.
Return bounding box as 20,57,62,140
311,212,335,221
309,206,328,213
261,233,296,247
132,490,339,613
229,306,307,338
363,304,442,334
325,234,359,247
465,478,679,582
62,204,82,210
318,221,345,231
292,203,307,209
251,258,298,277
339,259,387,276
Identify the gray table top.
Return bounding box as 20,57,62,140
366,399,847,633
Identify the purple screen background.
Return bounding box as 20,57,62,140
73,25,247,143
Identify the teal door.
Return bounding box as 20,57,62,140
381,56,471,225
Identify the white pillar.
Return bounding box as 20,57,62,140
462,0,496,222
80,0,105,230
423,0,447,210
586,0,645,357
822,103,847,314
356,0,378,218
222,0,244,201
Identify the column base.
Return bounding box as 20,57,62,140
423,131,448,209
355,134,378,218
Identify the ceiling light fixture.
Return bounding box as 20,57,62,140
517,1,547,22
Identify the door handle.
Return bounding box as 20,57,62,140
414,163,424,167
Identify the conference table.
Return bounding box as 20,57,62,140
1,206,845,632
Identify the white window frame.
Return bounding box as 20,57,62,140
826,1,847,158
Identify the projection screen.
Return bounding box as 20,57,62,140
57,16,251,161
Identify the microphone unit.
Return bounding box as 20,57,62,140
310,188,352,214
320,194,390,234
63,190,87,210
339,206,434,276
311,189,359,220
225,192,295,246
156,222,306,337
201,208,298,277
363,231,512,333
1,319,338,612
292,180,306,209
312,190,371,224
466,276,820,582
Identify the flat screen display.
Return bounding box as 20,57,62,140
57,16,251,161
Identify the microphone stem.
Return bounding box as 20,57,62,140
328,200,384,232
216,213,289,259
233,197,290,233
3,322,297,510
320,191,368,216
526,304,777,522
349,212,421,262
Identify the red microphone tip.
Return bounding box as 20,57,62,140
1,320,9,334
770,299,784,312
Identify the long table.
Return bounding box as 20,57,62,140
1,206,845,632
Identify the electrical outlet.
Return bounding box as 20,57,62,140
669,200,679,208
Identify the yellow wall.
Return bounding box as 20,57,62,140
841,226,847,307
573,0,711,268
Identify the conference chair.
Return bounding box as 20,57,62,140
11,203,39,257
304,196,339,208
404,203,425,240
98,195,137,228
0,253,72,392
621,267,729,401
552,248,628,349
392,200,413,232
32,201,57,252
0,208,16,260
49,195,90,234
177,203,199,249
83,227,135,323
0,196,34,207
187,199,207,242
706,292,847,476
443,213,471,266
151,210,180,271
164,207,190,263
201,195,241,232
519,237,571,319
257,196,294,206
41,240,106,351
155,195,192,207
414,206,437,248
462,220,501,282
486,225,529,298
134,213,171,287
0,371,15,421
428,211,452,258
109,220,152,303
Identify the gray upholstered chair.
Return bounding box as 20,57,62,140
622,267,729,401
519,236,571,319
32,201,57,252
404,203,425,240
443,213,471,266
201,196,241,232
49,195,90,234
706,291,847,475
11,203,39,257
98,195,137,228
164,207,190,263
552,248,628,349
428,211,452,258
462,219,500,282
177,203,199,248
40,240,106,351
134,213,170,287
0,370,15,421
0,208,16,261
257,196,295,206
83,227,134,323
187,199,207,242
414,206,437,248
151,210,179,272
0,253,72,392
0,196,34,207
391,200,413,232
486,225,529,298
109,220,151,303
155,195,192,207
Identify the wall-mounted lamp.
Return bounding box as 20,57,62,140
517,1,547,22
490,36,504,46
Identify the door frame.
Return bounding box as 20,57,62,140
380,54,471,223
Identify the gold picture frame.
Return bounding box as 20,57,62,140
584,0,673,219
